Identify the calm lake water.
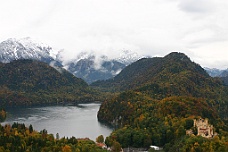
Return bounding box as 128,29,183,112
2,103,113,141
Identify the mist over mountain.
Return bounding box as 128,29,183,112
1,37,227,84
0,38,146,84
65,57,126,84
56,51,145,84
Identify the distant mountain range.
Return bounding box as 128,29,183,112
56,50,146,84
204,67,228,77
0,38,144,84
57,52,127,84
0,37,227,84
204,68,228,85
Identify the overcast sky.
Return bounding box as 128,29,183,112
0,0,228,69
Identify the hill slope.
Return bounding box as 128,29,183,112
97,52,228,120
97,52,228,149
0,60,101,107
92,52,224,98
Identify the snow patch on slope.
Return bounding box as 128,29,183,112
0,37,58,64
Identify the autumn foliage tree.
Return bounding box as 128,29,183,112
0,123,107,152
96,135,104,143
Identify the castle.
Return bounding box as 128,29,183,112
186,118,215,138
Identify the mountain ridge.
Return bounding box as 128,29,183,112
0,38,145,84
0,59,101,107
0,37,62,67
204,67,228,77
91,52,212,93
1,37,226,84
56,50,147,84
60,52,127,84
96,52,228,124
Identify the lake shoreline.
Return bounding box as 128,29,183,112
2,103,113,141
4,100,103,109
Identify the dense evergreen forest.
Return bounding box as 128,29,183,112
97,52,228,151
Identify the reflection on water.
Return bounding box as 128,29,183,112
2,103,112,141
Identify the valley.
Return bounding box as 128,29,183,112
0,40,228,151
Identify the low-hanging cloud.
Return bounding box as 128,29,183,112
178,0,215,13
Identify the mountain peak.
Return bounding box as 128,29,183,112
164,52,190,61
91,52,210,92
117,50,147,65
0,37,61,66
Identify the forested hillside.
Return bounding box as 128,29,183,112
0,60,103,107
96,52,228,119
97,52,228,151
0,123,107,151
92,52,223,95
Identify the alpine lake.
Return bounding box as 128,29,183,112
2,103,113,141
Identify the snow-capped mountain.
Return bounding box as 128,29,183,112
56,50,149,84
0,37,61,66
57,52,127,84
0,37,146,84
117,50,144,65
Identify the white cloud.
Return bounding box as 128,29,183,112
178,0,215,14
190,41,228,69
0,0,228,69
